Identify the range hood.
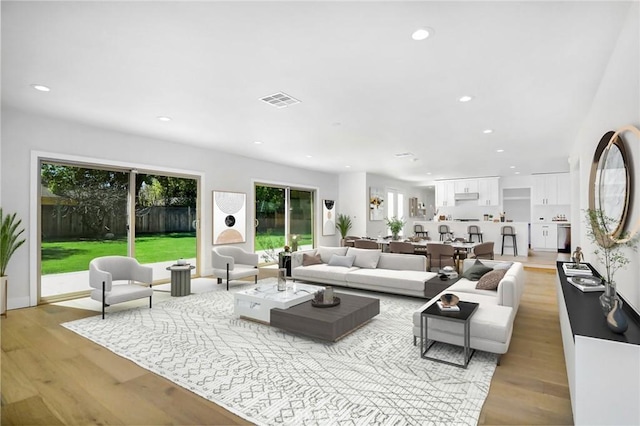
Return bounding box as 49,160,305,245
454,192,479,201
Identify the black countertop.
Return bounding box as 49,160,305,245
557,261,640,345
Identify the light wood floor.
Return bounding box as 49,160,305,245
2,254,573,425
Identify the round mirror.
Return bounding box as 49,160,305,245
589,126,637,245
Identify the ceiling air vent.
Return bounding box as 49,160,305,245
260,92,301,108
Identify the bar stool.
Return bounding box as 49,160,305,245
414,224,428,238
438,224,452,241
467,225,483,243
501,225,518,256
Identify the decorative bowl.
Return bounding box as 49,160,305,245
440,293,459,307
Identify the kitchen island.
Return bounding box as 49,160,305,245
412,220,529,257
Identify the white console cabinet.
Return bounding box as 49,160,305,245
531,223,558,251
556,263,640,425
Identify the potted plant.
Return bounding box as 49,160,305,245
385,216,406,240
584,209,638,317
1,209,26,316
335,214,353,246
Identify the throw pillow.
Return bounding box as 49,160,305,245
476,269,507,290
327,254,356,267
462,259,493,281
493,262,514,271
346,247,381,269
316,246,349,263
302,253,323,266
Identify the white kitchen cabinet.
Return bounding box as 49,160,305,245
532,173,569,205
477,177,500,206
454,179,478,194
531,223,558,251
435,181,455,207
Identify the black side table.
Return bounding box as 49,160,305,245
420,300,479,368
278,252,292,277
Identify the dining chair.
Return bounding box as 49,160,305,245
389,241,415,254
354,239,380,249
426,243,456,272
470,241,495,260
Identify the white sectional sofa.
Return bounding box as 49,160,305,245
412,259,525,356
291,246,438,298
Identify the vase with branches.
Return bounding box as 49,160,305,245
385,216,406,240
585,209,638,316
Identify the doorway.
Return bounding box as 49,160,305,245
254,184,314,263
39,161,199,302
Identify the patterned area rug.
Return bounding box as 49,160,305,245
63,281,497,425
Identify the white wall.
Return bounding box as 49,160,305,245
366,173,415,237
338,172,367,237
1,108,339,309
570,3,640,313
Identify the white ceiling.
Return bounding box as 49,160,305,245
1,1,634,184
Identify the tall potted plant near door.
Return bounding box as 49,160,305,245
1,209,26,316
335,214,353,247
385,216,406,240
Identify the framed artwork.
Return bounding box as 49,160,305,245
370,187,385,221
322,200,336,235
213,191,246,244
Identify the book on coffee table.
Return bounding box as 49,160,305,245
436,301,460,312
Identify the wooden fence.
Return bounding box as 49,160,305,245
42,205,195,239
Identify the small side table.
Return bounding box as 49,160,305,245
420,300,479,368
278,252,292,277
166,264,195,296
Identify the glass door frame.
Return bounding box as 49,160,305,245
32,151,203,306
252,180,317,263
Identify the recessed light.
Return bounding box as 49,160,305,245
306,155,313,158
411,27,433,41
254,141,263,145
345,165,351,168
31,84,50,92
157,116,172,122
510,166,516,169
458,95,473,103
483,129,493,134
427,172,432,175
515,171,521,175
496,149,505,153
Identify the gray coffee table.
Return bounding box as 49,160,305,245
270,293,380,342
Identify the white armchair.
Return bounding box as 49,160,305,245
89,256,154,319
212,246,259,290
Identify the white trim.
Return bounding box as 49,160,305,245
30,150,205,307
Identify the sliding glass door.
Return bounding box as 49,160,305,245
254,184,314,263
39,161,199,302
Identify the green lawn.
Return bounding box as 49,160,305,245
41,233,196,275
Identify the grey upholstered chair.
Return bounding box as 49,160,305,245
212,246,259,290
501,226,518,256
389,241,415,254
354,239,380,249
426,243,456,271
89,256,154,319
438,224,453,241
470,242,495,260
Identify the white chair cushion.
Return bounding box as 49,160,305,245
91,284,153,305
213,265,258,280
